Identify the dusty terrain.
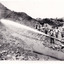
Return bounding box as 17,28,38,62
0,20,60,61
0,2,64,61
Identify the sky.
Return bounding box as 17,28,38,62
0,0,64,19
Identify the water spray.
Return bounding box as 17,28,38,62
1,19,46,36
0,19,62,43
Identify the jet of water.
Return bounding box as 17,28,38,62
1,19,46,36
0,19,62,44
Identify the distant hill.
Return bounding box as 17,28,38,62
38,18,64,27
0,3,32,20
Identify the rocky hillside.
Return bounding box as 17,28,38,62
0,3,64,60
0,20,59,60
0,3,38,29
0,3,64,28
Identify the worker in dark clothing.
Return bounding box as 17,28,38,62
35,24,38,29
45,29,48,34
44,24,48,34
38,25,41,31
50,29,54,44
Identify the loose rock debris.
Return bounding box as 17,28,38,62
0,22,63,61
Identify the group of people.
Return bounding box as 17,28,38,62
43,26,59,44
35,23,64,44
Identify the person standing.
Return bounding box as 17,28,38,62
50,29,54,44
44,24,49,34
61,28,64,38
61,28,64,44
53,27,59,38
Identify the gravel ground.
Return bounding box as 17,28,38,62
0,22,60,60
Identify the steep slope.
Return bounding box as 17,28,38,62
0,3,38,29
0,3,64,60
1,19,64,60
0,19,59,60
0,3,63,29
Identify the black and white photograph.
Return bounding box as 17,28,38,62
0,0,64,61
